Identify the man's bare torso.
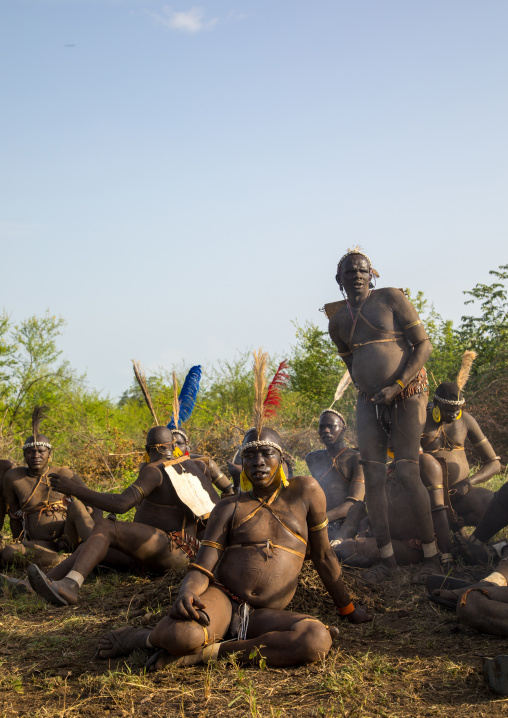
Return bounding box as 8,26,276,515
421,411,474,485
215,479,315,610
305,449,359,510
329,288,414,395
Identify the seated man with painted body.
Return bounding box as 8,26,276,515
171,429,235,496
1,433,96,569
305,410,365,542
22,427,220,605
95,428,371,670
419,379,499,556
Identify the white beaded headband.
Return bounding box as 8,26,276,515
240,440,283,458
23,441,52,450
171,429,189,442
337,247,372,277
320,409,347,427
433,394,465,407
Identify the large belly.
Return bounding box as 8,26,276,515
27,513,65,542
432,450,469,485
352,342,410,395
217,546,302,610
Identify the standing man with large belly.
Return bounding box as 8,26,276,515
327,247,439,584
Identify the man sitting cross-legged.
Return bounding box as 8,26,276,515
95,427,371,670
305,409,365,544
24,426,220,605
1,415,98,570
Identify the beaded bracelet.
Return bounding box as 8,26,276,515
337,602,355,616
395,379,405,390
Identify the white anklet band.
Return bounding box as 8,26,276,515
422,542,438,558
492,541,508,558
146,635,154,648
66,570,85,587
484,571,507,587
379,543,394,559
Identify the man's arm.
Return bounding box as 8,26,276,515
170,500,236,622
48,464,163,514
464,414,501,488
326,455,365,521
304,477,371,624
372,289,432,404
2,471,22,515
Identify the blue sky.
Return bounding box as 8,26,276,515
1,0,507,397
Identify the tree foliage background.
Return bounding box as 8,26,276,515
1,265,506,483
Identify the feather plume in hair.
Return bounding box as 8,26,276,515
329,371,352,409
456,350,477,391
252,348,269,437
32,405,47,441
132,359,159,425
168,365,202,429
172,371,180,430
263,360,289,419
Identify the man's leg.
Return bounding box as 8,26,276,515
146,601,331,669
455,482,508,564
355,398,395,583
391,394,439,581
28,518,190,606
419,453,452,560
452,487,495,529
96,585,233,662
59,499,96,550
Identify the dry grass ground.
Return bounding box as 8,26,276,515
1,560,508,718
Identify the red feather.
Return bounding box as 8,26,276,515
263,360,290,418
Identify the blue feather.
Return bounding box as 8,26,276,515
167,365,202,429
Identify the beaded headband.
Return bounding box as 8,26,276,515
240,440,283,458
336,247,372,278
319,409,347,427
171,428,189,442
23,441,52,450
433,394,465,407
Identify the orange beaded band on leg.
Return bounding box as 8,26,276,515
337,602,355,616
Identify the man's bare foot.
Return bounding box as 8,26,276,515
453,533,493,566
27,564,79,606
96,627,153,659
412,555,442,584
145,649,204,672
358,556,398,587
432,580,494,605
0,574,33,595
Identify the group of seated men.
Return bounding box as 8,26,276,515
0,420,371,670
0,385,505,669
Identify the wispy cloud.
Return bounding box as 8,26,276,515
152,6,218,33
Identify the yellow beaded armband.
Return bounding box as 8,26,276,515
130,484,146,502
309,518,329,532
187,563,215,580
395,379,405,390
201,540,225,551
426,484,444,491
474,437,488,447
404,320,422,330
